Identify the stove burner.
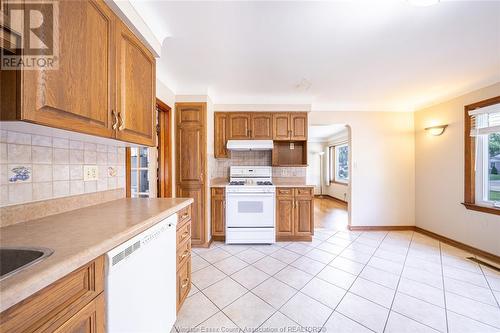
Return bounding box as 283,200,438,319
257,181,273,186
229,181,245,185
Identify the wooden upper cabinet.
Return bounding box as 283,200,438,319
272,113,308,140
228,113,251,139
272,113,291,140
1,1,156,146
115,20,156,146
214,113,229,158
290,113,308,140
251,113,272,139
20,0,114,138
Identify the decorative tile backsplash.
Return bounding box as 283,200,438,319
0,130,126,207
210,150,306,178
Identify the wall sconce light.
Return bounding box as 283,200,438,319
425,124,448,136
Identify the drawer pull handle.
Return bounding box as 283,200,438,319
181,279,189,288
181,213,189,219
181,231,189,239
180,250,189,259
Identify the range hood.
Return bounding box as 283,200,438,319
226,140,274,151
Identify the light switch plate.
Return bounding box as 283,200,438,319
83,165,98,181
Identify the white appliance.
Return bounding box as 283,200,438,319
105,214,177,333
226,140,273,151
226,166,276,244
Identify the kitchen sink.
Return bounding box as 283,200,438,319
0,247,53,280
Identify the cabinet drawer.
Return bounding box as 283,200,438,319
176,220,191,247
277,188,294,196
0,256,104,332
211,187,225,196
177,238,192,269
295,187,314,197
177,205,191,227
177,257,191,311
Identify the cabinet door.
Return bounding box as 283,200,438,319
251,113,273,139
177,125,204,185
211,191,225,237
21,0,114,138
214,113,229,158
290,113,308,140
115,20,156,146
53,294,105,333
276,196,294,236
272,113,291,140
228,113,251,139
294,197,313,236
177,185,205,245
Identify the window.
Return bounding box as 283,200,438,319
329,143,349,184
464,97,500,215
130,147,156,198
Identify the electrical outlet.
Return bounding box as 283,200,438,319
83,165,98,181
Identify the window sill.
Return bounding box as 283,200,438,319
462,202,500,216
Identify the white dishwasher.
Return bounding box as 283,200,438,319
105,214,177,333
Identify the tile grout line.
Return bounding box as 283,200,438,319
438,241,449,333
477,259,500,309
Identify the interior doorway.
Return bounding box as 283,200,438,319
125,98,172,198
307,124,351,231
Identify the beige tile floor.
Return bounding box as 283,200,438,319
175,229,500,333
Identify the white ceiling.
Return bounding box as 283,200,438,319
131,1,500,111
309,124,348,142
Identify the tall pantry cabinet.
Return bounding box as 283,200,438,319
175,103,207,246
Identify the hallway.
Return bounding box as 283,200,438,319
314,197,348,231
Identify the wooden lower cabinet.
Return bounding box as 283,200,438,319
0,256,105,333
176,206,193,312
276,187,314,241
210,187,226,241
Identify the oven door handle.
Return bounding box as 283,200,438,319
226,192,275,196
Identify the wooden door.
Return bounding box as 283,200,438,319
273,113,291,140
294,197,313,236
276,192,294,237
115,20,156,146
211,188,225,238
177,185,205,245
214,113,229,158
21,0,114,138
251,113,273,139
157,99,172,197
53,294,105,333
290,113,308,140
228,113,251,139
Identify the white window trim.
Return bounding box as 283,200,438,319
475,134,500,208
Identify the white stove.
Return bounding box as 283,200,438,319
225,166,276,244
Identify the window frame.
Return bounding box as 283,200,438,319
329,142,349,185
463,95,500,216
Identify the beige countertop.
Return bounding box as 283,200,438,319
0,197,193,312
210,177,315,188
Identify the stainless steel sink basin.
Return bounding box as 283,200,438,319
0,247,53,280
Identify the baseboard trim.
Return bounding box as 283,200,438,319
276,235,312,242
315,194,348,205
347,225,500,265
192,238,213,248
348,225,414,231
414,227,500,265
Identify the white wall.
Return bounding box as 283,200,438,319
306,142,324,195
309,111,415,227
414,82,500,256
